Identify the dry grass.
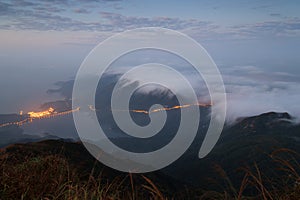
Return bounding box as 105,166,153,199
1,147,300,199
0,154,168,200
204,148,300,200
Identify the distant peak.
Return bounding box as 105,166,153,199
257,112,292,120
236,111,292,123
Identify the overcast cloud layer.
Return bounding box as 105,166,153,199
1,0,300,40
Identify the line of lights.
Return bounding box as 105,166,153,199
0,102,210,128
112,103,212,114
0,107,80,128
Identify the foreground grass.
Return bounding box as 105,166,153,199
1,154,172,200
1,141,300,199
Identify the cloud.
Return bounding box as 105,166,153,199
252,4,272,10
34,6,65,13
0,4,217,34
99,11,214,31
0,1,14,15
9,0,35,7
225,83,300,123
73,8,91,14
103,59,300,122
1,1,300,40
119,63,300,123
0,0,220,39
270,13,281,17
231,19,300,38
45,60,300,123
220,66,300,123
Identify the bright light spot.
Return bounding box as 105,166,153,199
27,107,56,118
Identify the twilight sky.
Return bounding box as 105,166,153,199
0,0,300,121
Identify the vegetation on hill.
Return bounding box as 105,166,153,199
1,140,300,200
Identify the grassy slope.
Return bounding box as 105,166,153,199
0,140,187,200
1,139,300,199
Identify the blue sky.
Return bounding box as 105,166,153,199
0,0,300,120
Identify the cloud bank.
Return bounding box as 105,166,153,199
1,0,300,40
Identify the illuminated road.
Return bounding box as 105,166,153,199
111,103,211,114
0,102,211,128
0,107,80,128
